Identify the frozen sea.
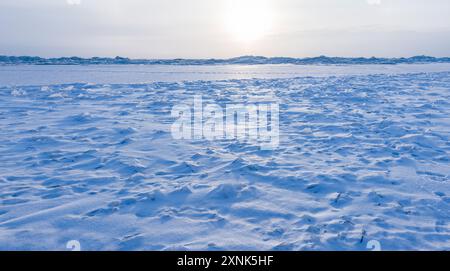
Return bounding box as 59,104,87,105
0,63,449,250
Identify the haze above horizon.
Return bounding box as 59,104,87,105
1,0,450,58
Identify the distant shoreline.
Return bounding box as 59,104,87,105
1,55,450,66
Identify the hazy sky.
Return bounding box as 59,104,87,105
1,0,450,58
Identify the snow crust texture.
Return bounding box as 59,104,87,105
0,71,449,250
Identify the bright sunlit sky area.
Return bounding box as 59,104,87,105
1,0,450,58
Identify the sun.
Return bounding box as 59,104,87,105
223,0,273,43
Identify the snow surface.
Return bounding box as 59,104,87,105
3,63,450,86
0,64,449,250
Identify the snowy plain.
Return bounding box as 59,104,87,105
0,63,449,250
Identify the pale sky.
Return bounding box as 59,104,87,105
1,0,450,58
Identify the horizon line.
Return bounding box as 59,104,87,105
2,55,450,65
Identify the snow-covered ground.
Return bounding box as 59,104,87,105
2,63,450,86
0,64,449,250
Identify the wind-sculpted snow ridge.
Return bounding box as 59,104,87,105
2,55,450,65
0,72,449,250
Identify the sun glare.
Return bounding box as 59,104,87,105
224,0,273,43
